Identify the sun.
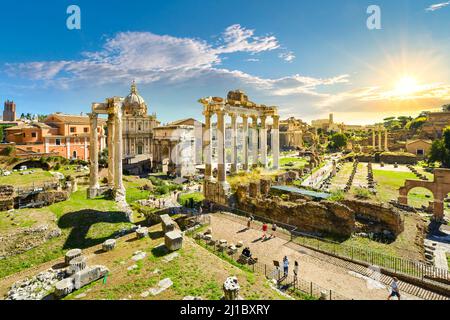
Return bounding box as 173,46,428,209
394,76,419,96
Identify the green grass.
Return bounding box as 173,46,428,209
0,169,55,187
179,192,205,207
0,189,133,279
280,157,308,170
373,169,433,207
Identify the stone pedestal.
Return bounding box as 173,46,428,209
102,239,116,252
223,276,240,300
68,256,87,275
165,231,183,251
136,227,149,239
65,249,82,266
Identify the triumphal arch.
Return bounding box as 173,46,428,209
399,168,450,221
88,97,125,202
199,90,279,205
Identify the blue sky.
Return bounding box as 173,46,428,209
0,0,449,124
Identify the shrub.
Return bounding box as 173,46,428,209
329,190,345,201
354,187,371,199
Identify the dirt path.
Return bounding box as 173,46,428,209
208,213,438,300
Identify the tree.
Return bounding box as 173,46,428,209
329,133,348,150
406,117,427,131
442,104,450,112
428,126,450,168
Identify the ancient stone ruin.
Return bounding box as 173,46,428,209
223,276,241,300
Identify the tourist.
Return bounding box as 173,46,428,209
198,206,203,215
294,261,299,279
262,223,268,239
387,277,401,300
271,223,277,238
247,217,252,230
242,247,252,258
283,256,289,276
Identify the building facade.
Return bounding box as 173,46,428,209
5,113,106,160
121,82,160,174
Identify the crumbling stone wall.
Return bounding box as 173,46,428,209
341,199,405,236
0,185,15,211
236,185,355,238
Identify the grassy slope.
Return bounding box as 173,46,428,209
0,189,133,279
63,229,288,300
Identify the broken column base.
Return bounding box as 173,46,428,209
54,265,109,299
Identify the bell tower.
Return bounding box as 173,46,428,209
3,100,16,122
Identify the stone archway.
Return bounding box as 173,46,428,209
406,186,434,211
399,169,450,221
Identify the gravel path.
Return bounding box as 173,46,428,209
209,214,426,300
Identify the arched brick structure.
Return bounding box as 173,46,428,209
399,169,450,221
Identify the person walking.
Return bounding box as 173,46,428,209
387,277,401,300
262,223,268,240
283,256,289,277
271,223,277,238
293,261,299,279
247,217,252,230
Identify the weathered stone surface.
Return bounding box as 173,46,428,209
6,269,65,300
132,251,147,261
65,249,82,265
54,278,74,298
102,239,116,252
72,265,109,291
341,199,405,236
149,278,173,296
68,256,87,275
136,227,149,239
160,214,176,233
165,231,183,251
223,276,240,300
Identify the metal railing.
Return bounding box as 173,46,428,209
210,202,450,288
193,235,350,300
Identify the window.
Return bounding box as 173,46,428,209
138,124,142,131
56,139,61,146
70,127,76,133
73,151,77,159
31,132,37,138
417,149,424,156
84,127,89,133
138,145,143,155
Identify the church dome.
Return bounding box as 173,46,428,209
123,81,148,116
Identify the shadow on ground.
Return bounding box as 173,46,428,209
58,210,131,250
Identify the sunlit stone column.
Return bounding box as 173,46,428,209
88,113,99,198
378,130,382,151
107,114,115,187
384,130,389,151
260,115,268,168
203,110,213,180
216,110,227,186
372,130,375,149
272,115,280,170
230,113,238,174
113,106,125,201
242,115,249,171
251,115,259,168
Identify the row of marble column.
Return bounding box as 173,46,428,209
203,111,280,185
88,111,125,200
372,129,389,151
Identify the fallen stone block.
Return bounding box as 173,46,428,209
102,239,116,252
165,231,183,251
136,227,149,239
160,214,176,233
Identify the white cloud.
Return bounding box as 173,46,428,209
213,24,279,54
4,25,346,100
425,1,450,11
279,51,296,62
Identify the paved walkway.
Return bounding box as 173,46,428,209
208,213,448,300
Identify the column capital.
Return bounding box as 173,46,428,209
203,110,214,118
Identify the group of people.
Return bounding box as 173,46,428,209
247,216,278,241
